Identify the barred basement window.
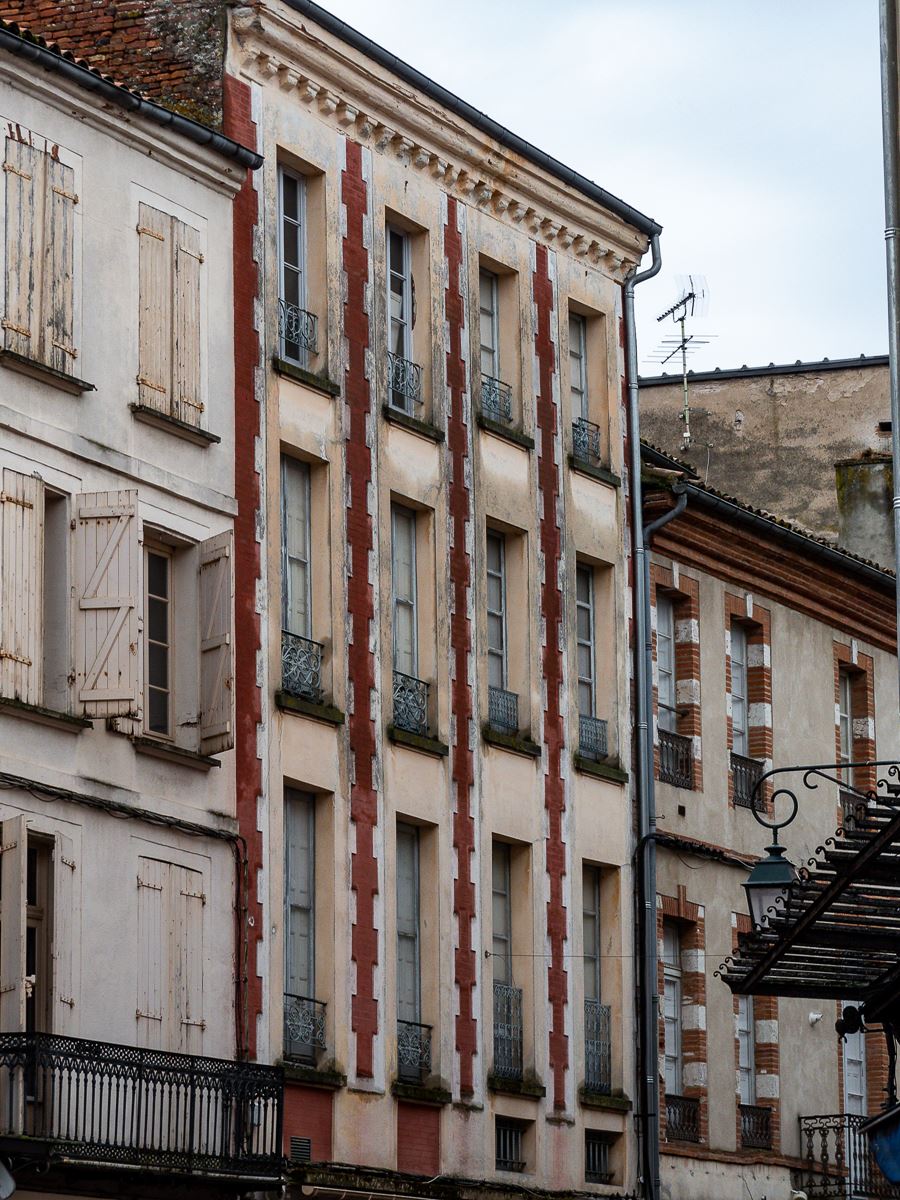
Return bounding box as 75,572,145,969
584,1131,613,1183
495,1118,525,1172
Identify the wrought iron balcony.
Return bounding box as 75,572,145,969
281,630,323,703
492,982,523,1081
579,714,609,762
572,417,602,465
388,352,423,412
0,1031,283,1181
584,999,611,1094
732,751,765,810
481,374,513,424
659,728,694,789
397,1019,432,1083
488,686,518,735
665,1093,700,1143
740,1102,772,1150
283,994,327,1065
798,1113,900,1198
393,670,429,737
278,298,318,359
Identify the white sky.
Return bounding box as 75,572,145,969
320,0,885,374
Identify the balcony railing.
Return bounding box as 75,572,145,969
797,1114,900,1198
492,982,523,1081
659,728,694,789
278,298,318,360
732,751,765,810
666,1093,700,1143
572,417,602,465
283,994,327,1065
397,1020,432,1083
481,374,513,424
0,1032,283,1180
388,352,422,412
393,671,429,737
488,686,518,735
584,999,611,1094
579,714,609,762
740,1102,772,1150
282,630,323,703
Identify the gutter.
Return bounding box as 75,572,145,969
0,23,264,171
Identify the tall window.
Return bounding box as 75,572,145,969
492,842,512,985
576,564,596,717
569,312,588,421
145,547,172,737
278,168,309,363
25,841,51,1034
583,865,601,1002
843,1005,867,1115
387,226,413,409
285,791,315,1001
396,823,421,1024
737,994,755,1104
839,669,853,784
487,531,507,690
480,269,499,378
391,505,418,678
281,457,312,640
662,922,682,1095
731,623,748,756
657,596,676,733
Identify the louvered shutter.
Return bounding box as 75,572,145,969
173,219,203,427
0,469,44,706
136,856,164,1047
0,814,28,1031
41,155,77,371
174,865,205,1053
74,490,140,718
51,833,77,1033
137,204,172,414
2,139,39,357
199,531,233,754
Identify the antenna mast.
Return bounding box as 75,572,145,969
646,274,711,450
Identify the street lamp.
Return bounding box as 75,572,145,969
743,839,797,928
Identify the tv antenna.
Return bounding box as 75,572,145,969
645,274,713,449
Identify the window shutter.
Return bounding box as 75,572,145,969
173,219,203,427
0,469,44,706
51,833,77,1033
174,865,205,1053
74,490,140,718
285,792,315,998
0,814,28,1031
2,139,39,357
199,531,233,754
136,856,164,1046
41,155,77,371
137,204,172,414
396,824,419,1023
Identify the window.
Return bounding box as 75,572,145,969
145,547,172,738
25,840,51,1035
843,1002,867,1115
495,1118,525,1172
42,490,69,713
480,269,499,379
391,505,418,678
491,842,512,985
569,312,588,421
396,823,420,1025
285,791,315,1003
737,994,755,1104
387,226,416,412
576,564,596,718
839,669,853,784
486,531,507,691
731,623,748,756
278,168,315,364
281,457,312,640
583,865,601,1002
585,1131,613,1184
662,921,682,1095
657,596,676,733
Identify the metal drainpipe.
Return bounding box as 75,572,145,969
879,0,900,707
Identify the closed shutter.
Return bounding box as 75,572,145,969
285,791,315,999
136,857,164,1046
174,864,205,1053
199,531,233,754
0,814,28,1031
2,139,39,357
396,823,420,1024
51,833,77,1033
173,219,203,427
137,204,172,413
0,470,44,705
73,490,140,718
41,155,77,372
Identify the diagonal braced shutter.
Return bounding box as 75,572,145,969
42,154,78,372
2,139,39,358
199,531,233,754
173,219,203,426
0,814,28,1032
0,469,44,706
74,490,140,718
137,203,172,413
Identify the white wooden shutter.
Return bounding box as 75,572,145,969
199,531,233,754
0,814,28,1031
74,490,140,718
0,469,44,706
136,856,164,1047
173,219,203,427
51,832,77,1033
174,864,205,1053
41,155,77,372
2,139,39,357
137,204,172,414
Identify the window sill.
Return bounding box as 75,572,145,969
280,1060,346,1090
273,356,341,397
482,724,541,758
129,403,221,446
0,348,95,395
574,754,628,784
391,1079,452,1106
0,696,91,732
381,403,444,443
276,691,345,726
568,454,621,488
487,1072,546,1099
579,1087,632,1113
476,411,534,450
130,735,221,771
387,724,449,757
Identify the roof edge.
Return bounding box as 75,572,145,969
638,353,889,388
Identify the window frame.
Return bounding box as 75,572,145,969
281,456,312,641
387,225,413,366
582,864,601,1002
479,268,500,380
569,311,588,422
284,789,316,1002
278,167,308,365
144,543,173,740
491,841,513,986
396,822,421,1025
486,530,508,690
576,563,596,718
657,595,677,733
731,623,749,756
662,921,683,1095
391,504,419,678
737,993,755,1105
839,668,853,784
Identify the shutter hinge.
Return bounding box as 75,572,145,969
136,374,167,394
0,984,16,996
181,1018,207,1029
177,396,205,412
61,856,76,870
136,224,165,241
57,995,75,1007
51,339,78,358
178,246,205,264
1,319,30,338
137,877,163,891
136,1009,162,1021
0,840,19,855
0,650,31,665
0,491,34,509
2,162,31,180
51,185,79,204
180,889,207,905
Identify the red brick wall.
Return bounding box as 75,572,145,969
283,1084,334,1162
396,1102,441,1175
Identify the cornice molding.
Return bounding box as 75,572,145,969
231,5,644,280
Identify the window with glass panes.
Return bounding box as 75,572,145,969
842,1000,867,1115
278,168,307,363
387,226,412,407
662,921,682,1095
285,790,315,1001
396,823,421,1024
582,865,601,1002
145,547,172,737
576,564,596,717
281,457,311,639
569,312,588,421
737,994,755,1104
839,669,853,783
391,505,418,678
657,595,676,733
492,842,512,985
479,269,499,379
486,531,507,689
731,623,749,756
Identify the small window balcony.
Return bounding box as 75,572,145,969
659,728,694,789
731,751,764,810
281,630,323,703
392,671,429,738
492,981,523,1082
584,999,611,1094
397,1019,432,1084
488,686,519,736
283,993,327,1065
665,1093,700,1143
739,1102,772,1150
278,298,318,361
388,352,423,413
481,374,513,425
572,417,602,466
578,714,609,762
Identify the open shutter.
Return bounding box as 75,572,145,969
137,204,172,414
0,469,44,706
74,490,140,718
41,155,77,372
199,531,233,754
136,856,165,1047
174,864,205,1053
173,218,203,427
51,833,77,1033
2,139,40,357
0,815,28,1031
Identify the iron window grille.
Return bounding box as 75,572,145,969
739,1103,772,1150
388,352,422,412
584,1131,613,1184
579,714,608,761
495,1118,525,1172
488,685,518,735
283,994,327,1064
659,728,694,789
584,1000,612,1094
572,417,602,465
397,1019,432,1083
732,751,764,810
665,1094,700,1143
281,630,323,702
393,671,429,737
278,299,318,361
492,981,523,1081
481,374,513,424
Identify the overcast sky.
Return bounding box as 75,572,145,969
322,0,885,375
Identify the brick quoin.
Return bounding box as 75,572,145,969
396,1102,440,1175
342,137,379,1077
533,243,569,1108
444,196,477,1095
283,1084,334,1162
222,73,262,1060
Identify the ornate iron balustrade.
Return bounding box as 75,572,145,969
492,982,523,1081
481,374,513,424
397,1020,432,1083
281,630,323,702
740,1102,772,1150
283,994,327,1065
388,352,422,411
797,1114,900,1198
278,298,318,359
579,714,609,762
584,999,611,1094
0,1032,282,1180
659,728,694,789
488,686,519,735
393,671,429,737
572,417,602,465
665,1094,700,1143
732,752,765,810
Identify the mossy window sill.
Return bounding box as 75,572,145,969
276,691,345,725
579,1087,632,1113
568,454,621,488
0,348,95,395
391,1079,452,1105
0,696,90,732
482,724,541,759
387,724,449,757
476,411,534,450
382,404,444,443
273,356,341,397
574,754,628,784
130,404,221,446
487,1072,546,1099
281,1060,346,1089
129,735,221,770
